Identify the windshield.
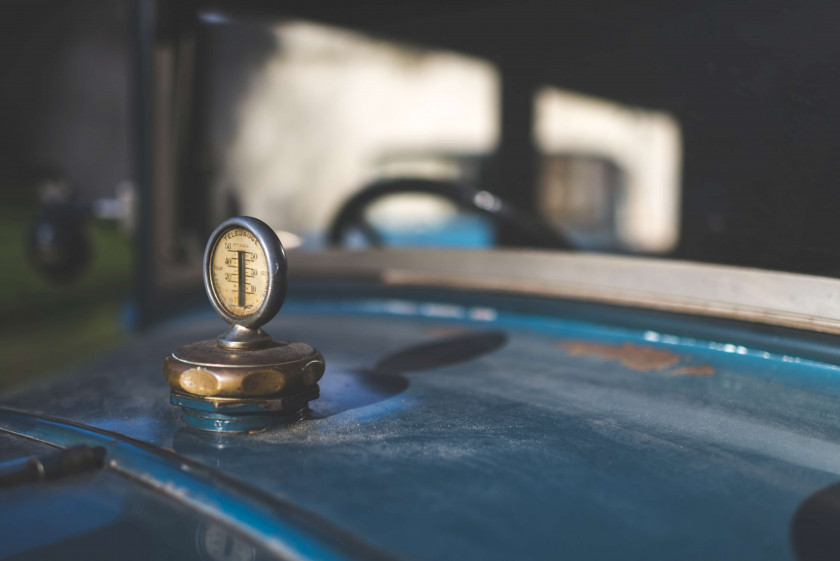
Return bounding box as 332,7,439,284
151,2,840,281
189,15,678,254
7,1,840,326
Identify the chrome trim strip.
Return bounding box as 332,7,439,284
292,249,840,335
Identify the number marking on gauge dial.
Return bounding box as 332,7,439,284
209,227,270,318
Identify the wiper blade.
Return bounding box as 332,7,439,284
0,444,106,488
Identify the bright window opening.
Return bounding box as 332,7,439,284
205,19,499,245
535,87,682,253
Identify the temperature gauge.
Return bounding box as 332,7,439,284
205,218,285,328
163,216,324,432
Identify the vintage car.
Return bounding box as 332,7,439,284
3,0,840,560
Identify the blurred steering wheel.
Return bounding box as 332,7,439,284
327,178,571,249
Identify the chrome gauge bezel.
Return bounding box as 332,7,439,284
203,216,287,329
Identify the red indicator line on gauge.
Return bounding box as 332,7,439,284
237,251,246,307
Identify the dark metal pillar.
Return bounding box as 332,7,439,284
493,66,538,246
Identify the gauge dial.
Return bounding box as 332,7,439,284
204,217,286,330
208,228,270,318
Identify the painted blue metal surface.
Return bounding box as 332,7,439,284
4,285,840,560
2,470,128,559
0,447,291,560
0,410,389,561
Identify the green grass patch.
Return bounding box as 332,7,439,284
0,207,133,391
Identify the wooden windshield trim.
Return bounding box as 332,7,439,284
292,249,840,335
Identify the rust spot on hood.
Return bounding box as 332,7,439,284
560,341,682,371
559,341,716,376
671,364,716,376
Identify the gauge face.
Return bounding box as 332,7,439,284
208,227,270,319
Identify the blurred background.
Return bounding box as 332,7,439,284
0,1,132,390
0,0,682,391
5,0,840,392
